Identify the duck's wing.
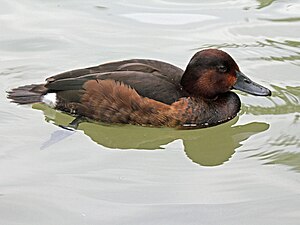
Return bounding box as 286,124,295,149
46,59,183,85
45,60,187,105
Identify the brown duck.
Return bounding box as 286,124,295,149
7,49,271,128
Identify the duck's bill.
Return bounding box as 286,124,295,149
233,71,271,96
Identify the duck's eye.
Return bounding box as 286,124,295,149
217,65,227,73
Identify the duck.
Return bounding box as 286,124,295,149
7,49,271,128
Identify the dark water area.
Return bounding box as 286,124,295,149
0,0,299,224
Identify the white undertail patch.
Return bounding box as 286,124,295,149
42,93,57,108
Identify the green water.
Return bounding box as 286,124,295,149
1,0,299,224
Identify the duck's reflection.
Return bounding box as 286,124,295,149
34,104,269,166
183,121,269,166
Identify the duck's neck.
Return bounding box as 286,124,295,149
174,92,241,128
180,69,200,97
180,69,220,100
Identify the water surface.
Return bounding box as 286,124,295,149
0,0,300,224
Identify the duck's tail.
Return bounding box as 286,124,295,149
7,84,47,104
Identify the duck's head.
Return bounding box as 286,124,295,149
181,49,271,99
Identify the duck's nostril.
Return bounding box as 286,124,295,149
244,79,251,84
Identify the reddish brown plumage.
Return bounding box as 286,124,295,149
81,80,169,125
58,79,178,126
54,79,241,128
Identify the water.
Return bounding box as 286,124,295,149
1,0,300,224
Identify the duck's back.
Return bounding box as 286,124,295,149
45,59,187,105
